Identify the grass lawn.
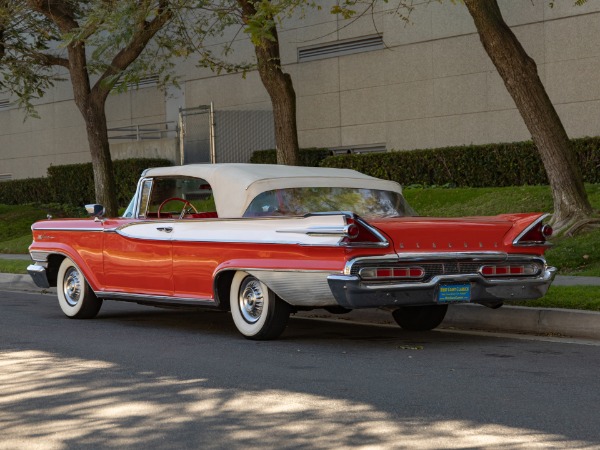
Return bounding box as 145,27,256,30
507,286,600,311
0,204,47,244
0,259,29,274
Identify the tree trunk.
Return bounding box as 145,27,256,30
463,0,593,231
82,99,118,217
238,0,300,166
67,42,119,217
254,37,300,166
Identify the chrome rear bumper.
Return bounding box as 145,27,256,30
327,266,557,309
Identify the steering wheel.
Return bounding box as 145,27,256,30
157,197,198,219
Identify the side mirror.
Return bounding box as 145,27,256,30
85,204,105,219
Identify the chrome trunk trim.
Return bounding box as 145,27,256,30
343,252,510,275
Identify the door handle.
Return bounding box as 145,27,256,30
156,227,173,233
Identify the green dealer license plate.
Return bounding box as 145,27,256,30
438,284,471,303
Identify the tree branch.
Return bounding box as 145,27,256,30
34,51,69,68
0,0,10,60
26,0,79,33
92,0,173,98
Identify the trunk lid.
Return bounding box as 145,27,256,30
366,213,545,253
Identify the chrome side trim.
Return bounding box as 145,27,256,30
276,225,351,237
31,227,104,232
96,291,217,307
116,220,174,230
513,213,551,247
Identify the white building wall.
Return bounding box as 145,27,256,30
1,0,600,179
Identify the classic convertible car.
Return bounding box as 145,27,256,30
28,163,556,339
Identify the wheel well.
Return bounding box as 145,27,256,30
46,254,66,288
214,270,236,311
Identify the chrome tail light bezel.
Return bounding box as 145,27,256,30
513,214,553,247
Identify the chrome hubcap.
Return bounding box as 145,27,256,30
239,278,264,324
63,267,82,307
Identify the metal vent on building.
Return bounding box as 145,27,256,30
127,75,159,90
298,35,384,62
0,99,11,110
329,144,387,156
0,173,13,181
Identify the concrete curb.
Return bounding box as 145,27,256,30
2,272,599,340
296,305,600,341
0,273,55,293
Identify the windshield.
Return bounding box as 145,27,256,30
122,177,216,219
244,187,416,218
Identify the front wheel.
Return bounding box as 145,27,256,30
392,304,448,331
230,272,290,340
57,258,103,319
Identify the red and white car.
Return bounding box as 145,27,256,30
28,164,556,339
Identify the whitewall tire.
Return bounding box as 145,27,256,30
229,271,290,340
57,258,103,319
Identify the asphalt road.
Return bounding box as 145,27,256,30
1,290,599,449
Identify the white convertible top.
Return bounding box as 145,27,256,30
143,163,403,218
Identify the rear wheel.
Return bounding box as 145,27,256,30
57,258,103,319
230,271,290,340
392,304,448,331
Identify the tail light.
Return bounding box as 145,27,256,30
341,216,388,247
359,266,425,280
480,263,541,277
514,217,553,246
541,224,553,237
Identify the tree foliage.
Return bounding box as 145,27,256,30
0,1,185,215
0,0,64,116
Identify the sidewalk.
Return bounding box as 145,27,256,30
1,260,598,340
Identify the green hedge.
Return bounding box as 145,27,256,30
0,178,53,205
0,158,171,206
250,148,331,167
319,137,600,187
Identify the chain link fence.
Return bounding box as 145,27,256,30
179,105,275,164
